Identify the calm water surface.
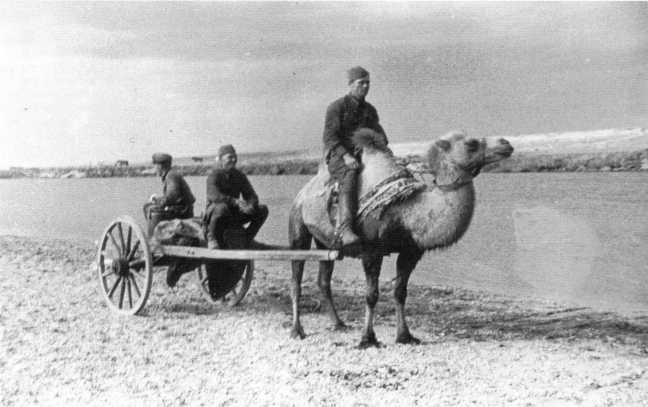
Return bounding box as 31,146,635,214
1,173,646,314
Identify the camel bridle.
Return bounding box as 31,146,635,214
432,138,487,191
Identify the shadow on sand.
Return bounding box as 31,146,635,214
242,279,648,347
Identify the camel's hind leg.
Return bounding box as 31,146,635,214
314,241,346,330
358,253,383,348
394,249,423,344
289,212,312,339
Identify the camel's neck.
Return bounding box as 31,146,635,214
356,148,476,250
358,150,472,249
394,182,476,250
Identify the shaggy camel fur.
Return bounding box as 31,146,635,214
288,129,514,347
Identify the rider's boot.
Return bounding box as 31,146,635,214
335,173,361,248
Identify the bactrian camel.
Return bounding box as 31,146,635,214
288,129,513,347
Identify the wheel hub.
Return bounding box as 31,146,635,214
113,258,131,277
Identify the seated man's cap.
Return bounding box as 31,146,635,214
347,66,370,84
218,144,236,157
152,153,172,165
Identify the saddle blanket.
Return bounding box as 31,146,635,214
356,168,427,222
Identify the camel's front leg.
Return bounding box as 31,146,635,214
290,259,306,339
288,213,311,339
394,249,423,344
359,254,383,348
317,260,346,330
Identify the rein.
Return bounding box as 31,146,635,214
407,165,473,191
433,177,474,191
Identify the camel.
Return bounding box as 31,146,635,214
288,129,513,347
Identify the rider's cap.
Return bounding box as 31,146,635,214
218,144,236,158
152,153,172,165
347,66,369,85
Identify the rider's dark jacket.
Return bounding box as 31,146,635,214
322,94,386,160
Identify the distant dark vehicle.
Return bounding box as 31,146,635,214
191,156,204,162
115,160,129,167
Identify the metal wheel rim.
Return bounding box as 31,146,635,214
97,216,152,315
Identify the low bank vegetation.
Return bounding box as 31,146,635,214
1,149,647,179
484,148,648,173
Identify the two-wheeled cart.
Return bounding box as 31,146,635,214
96,216,340,315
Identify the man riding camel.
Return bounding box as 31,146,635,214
323,66,388,247
204,144,269,249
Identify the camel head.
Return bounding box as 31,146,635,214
426,131,513,187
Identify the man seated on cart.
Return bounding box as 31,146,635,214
143,152,196,237
204,144,269,249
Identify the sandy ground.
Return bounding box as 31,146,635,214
1,235,648,406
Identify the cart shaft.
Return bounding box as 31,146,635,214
158,245,341,261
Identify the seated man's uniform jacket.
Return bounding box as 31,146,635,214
158,168,195,215
206,167,259,210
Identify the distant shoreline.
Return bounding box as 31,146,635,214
1,149,647,179
4,128,648,179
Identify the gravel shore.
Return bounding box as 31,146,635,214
1,235,647,406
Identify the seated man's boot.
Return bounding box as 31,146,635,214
336,184,361,248
205,202,231,249
146,211,162,239
244,204,269,244
204,217,219,249
166,260,182,287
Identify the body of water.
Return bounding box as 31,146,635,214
1,173,647,314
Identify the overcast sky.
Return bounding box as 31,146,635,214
1,2,646,168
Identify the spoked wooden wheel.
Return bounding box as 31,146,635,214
197,261,254,307
97,216,152,315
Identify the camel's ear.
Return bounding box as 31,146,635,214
435,139,451,151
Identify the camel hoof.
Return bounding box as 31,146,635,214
290,327,306,340
331,321,349,332
396,332,421,345
357,332,380,349
357,339,381,349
